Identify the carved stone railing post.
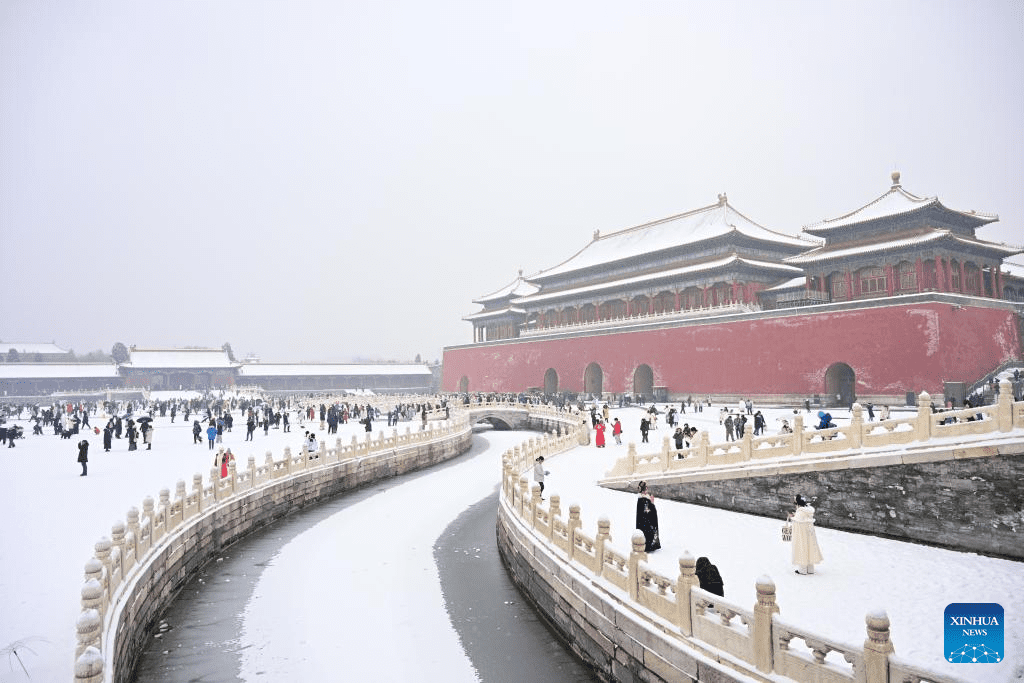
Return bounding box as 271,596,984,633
791,414,803,456
193,473,204,512
567,504,581,562
125,507,140,559
628,530,648,601
228,459,238,494
740,429,752,461
676,553,699,635
74,645,103,682
695,431,709,466
75,607,101,658
518,476,528,517
863,610,895,683
93,537,111,605
916,391,932,441
626,442,637,475
997,380,1013,431
548,495,561,541
595,517,611,577
531,485,542,527
753,576,780,673
661,435,671,463
849,403,863,449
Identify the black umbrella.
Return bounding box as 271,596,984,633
136,416,153,423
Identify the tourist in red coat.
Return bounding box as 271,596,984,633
594,420,606,447
612,418,623,445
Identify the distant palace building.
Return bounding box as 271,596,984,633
0,346,435,397
443,173,1024,404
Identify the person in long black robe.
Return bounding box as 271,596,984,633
635,481,661,552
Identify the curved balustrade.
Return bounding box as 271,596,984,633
73,414,471,683
500,439,966,683
605,381,1020,481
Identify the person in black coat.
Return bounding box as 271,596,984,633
695,556,724,598
77,439,89,476
635,481,661,552
103,424,113,452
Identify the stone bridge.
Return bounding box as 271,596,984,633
465,403,589,445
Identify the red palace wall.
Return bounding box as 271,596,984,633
442,300,1022,397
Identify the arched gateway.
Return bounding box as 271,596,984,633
459,376,469,393
633,364,654,400
544,368,558,395
825,362,856,407
584,363,603,396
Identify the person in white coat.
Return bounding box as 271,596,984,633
533,456,549,500
788,495,823,574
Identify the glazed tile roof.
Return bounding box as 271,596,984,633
513,254,803,305
122,348,235,369
0,363,119,379
530,197,816,282
462,306,527,322
803,174,997,234
473,273,540,304
786,230,1021,265
0,342,69,355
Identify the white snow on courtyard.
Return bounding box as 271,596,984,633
0,395,1021,682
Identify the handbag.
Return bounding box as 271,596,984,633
781,522,793,542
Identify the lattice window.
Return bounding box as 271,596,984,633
897,262,917,292
859,267,886,295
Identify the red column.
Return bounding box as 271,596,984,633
915,259,924,293
885,264,895,297
959,262,966,294
702,287,709,307
844,271,853,300
674,291,681,311
935,256,945,291
997,267,1005,299
819,274,826,293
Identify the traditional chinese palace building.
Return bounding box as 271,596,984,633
0,347,435,396
442,173,1024,404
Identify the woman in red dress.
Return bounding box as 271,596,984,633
594,420,606,448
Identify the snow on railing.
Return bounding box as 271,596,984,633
73,408,465,682
605,381,1019,481
502,441,964,683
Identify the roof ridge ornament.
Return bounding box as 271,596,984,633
891,170,901,188
593,229,600,240
717,192,728,206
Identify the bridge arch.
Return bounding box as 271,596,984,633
543,368,558,395
583,362,603,397
633,364,654,400
825,362,856,407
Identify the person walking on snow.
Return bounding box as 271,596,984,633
533,456,549,500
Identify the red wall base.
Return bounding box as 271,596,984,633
442,301,1022,397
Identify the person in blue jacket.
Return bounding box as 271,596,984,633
816,411,835,430
206,423,218,450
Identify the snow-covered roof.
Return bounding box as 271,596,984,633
0,363,120,379
1002,260,1024,279
0,342,69,355
473,272,540,304
237,364,432,377
803,172,998,234
123,348,235,369
531,197,816,282
764,276,808,292
512,254,804,306
786,230,1021,265
462,306,527,322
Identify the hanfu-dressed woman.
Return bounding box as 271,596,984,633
635,481,661,552
789,495,823,574
594,420,606,447
219,448,236,479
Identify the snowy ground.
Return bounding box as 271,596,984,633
0,399,1020,682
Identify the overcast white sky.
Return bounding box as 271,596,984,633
2,1,1021,363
